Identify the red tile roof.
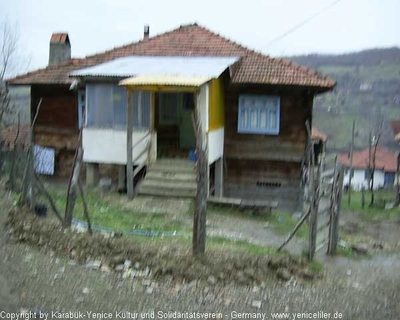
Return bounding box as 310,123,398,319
0,124,31,150
50,33,69,43
338,147,398,172
7,24,335,89
311,127,327,142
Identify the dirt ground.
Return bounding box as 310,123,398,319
1,188,400,319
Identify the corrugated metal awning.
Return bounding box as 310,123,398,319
119,75,210,88
70,56,239,79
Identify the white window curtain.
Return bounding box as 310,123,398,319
86,83,150,129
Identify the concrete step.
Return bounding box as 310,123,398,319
140,179,197,191
150,159,196,174
136,158,197,198
145,171,196,182
150,165,196,175
155,158,196,165
138,185,196,198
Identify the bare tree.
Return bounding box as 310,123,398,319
0,20,18,124
0,20,30,125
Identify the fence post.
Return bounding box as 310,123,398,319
328,166,344,254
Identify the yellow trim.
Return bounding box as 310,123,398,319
125,85,198,92
208,78,225,131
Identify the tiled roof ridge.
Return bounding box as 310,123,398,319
83,23,262,61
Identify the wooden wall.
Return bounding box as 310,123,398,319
31,84,79,178
223,83,313,211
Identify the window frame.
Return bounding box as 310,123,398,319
237,94,280,135
85,83,150,130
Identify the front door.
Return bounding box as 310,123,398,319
179,93,196,149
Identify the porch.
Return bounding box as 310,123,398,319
70,56,236,199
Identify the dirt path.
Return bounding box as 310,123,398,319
207,212,306,255
1,192,400,318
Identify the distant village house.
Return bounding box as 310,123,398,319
338,147,398,190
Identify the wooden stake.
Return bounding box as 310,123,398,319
306,121,319,260
20,98,42,208
192,90,208,256
78,179,92,235
348,119,355,206
64,148,83,227
278,208,310,251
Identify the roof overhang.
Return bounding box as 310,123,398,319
119,75,211,92
70,56,239,80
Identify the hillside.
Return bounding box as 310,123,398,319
290,47,400,153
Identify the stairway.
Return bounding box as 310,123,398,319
137,158,197,198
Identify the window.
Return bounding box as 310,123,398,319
133,91,150,128
238,95,280,134
86,83,150,129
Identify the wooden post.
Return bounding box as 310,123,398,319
20,98,42,208
306,121,319,260
127,89,134,200
348,119,355,206
78,180,92,235
396,154,400,206
368,132,372,193
117,165,126,192
370,133,380,206
361,186,365,208
193,89,208,256
328,168,344,254
214,158,223,197
65,148,83,227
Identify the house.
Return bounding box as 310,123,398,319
338,147,398,190
6,23,335,211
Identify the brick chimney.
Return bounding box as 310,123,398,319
49,33,71,66
143,25,150,40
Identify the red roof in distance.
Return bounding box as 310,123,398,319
338,147,398,172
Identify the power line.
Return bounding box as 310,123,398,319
266,0,344,47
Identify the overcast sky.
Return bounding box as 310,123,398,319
2,0,399,74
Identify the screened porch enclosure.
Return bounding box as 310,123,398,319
85,83,150,129
82,83,197,164
82,83,153,165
